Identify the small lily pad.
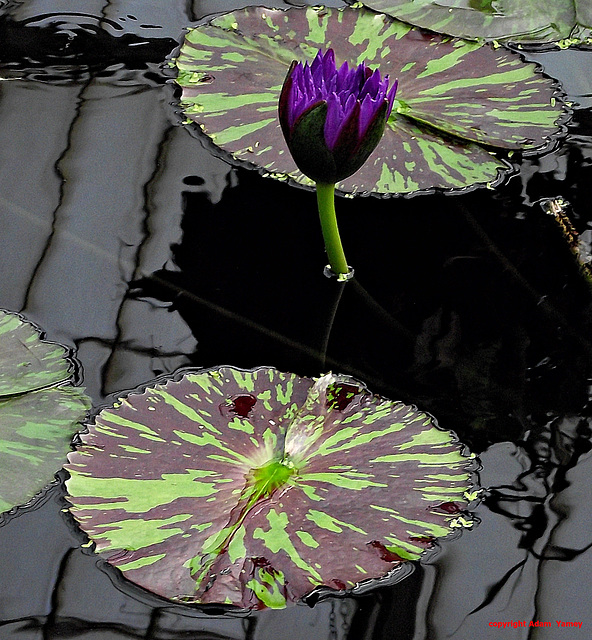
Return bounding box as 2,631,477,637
356,0,592,45
0,310,90,515
65,366,475,609
174,5,566,195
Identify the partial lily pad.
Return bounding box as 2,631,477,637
174,5,566,196
65,366,475,609
0,310,72,395
356,0,592,45
0,310,90,515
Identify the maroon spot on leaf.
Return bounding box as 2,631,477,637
231,394,257,417
219,393,257,418
251,556,271,568
247,557,289,609
330,578,347,590
250,556,281,578
433,502,461,514
366,540,404,563
326,383,361,412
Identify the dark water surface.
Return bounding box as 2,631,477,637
1,1,592,638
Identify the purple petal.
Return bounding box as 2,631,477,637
350,63,368,94
322,49,336,79
324,92,345,150
326,92,358,148
288,58,330,130
360,69,381,101
358,93,380,137
285,87,296,129
292,66,306,99
285,65,303,129
310,49,324,76
312,59,325,91
377,77,390,104
386,79,398,118
330,98,362,158
342,92,357,121
283,48,397,155
335,60,350,92
303,64,314,94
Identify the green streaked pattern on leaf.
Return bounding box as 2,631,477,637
0,310,90,515
65,367,474,609
0,310,72,395
357,0,592,44
174,6,565,195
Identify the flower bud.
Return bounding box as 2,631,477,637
279,49,397,184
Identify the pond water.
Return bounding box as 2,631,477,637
1,1,592,638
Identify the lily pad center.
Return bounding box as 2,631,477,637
249,459,295,498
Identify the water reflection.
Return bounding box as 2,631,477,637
418,407,592,638
0,62,235,399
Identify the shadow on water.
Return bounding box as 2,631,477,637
1,1,592,638
133,165,592,453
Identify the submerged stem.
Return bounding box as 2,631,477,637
316,182,350,276
319,278,346,370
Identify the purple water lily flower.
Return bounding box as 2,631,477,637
279,48,398,184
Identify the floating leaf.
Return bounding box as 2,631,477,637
355,0,592,45
174,5,566,196
0,310,72,395
0,310,90,515
65,366,475,609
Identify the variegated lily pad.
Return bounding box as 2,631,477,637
0,310,90,515
356,0,592,45
65,366,475,609
174,5,566,196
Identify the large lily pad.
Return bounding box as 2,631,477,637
0,310,90,515
356,0,592,45
174,5,566,196
65,366,475,609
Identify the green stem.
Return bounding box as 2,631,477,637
316,182,349,276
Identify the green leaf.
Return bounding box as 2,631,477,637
0,310,90,516
0,310,72,395
356,0,592,45
65,367,475,609
173,5,566,196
